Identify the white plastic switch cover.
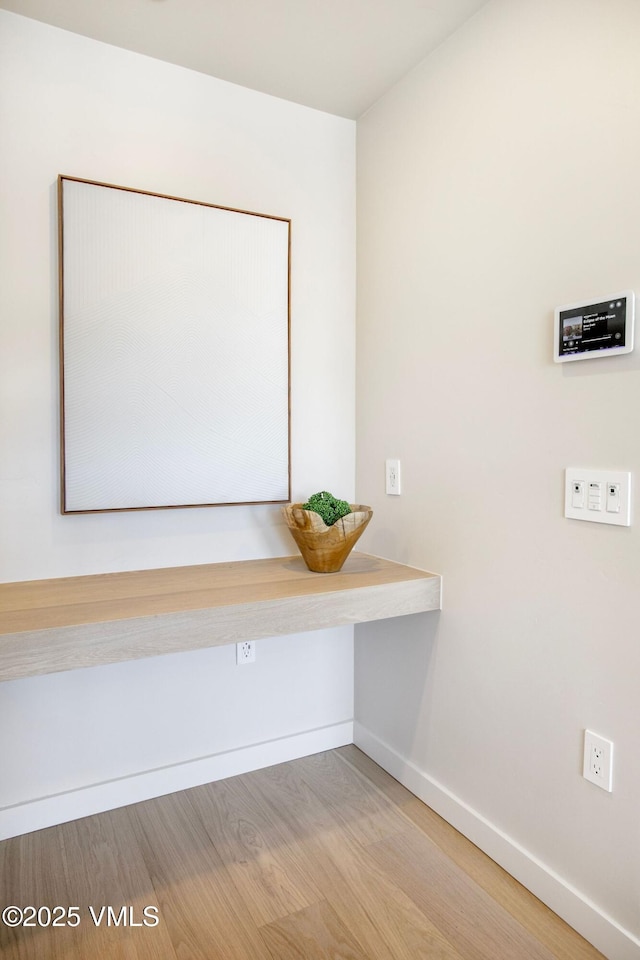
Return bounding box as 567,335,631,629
565,469,631,526
571,481,585,509
587,482,602,510
607,483,621,513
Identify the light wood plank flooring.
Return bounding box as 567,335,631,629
0,746,606,959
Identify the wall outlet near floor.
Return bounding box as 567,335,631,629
583,730,613,791
236,640,256,665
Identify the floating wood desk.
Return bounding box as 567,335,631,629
0,552,441,682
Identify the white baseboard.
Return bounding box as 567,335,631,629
354,722,640,960
0,720,353,841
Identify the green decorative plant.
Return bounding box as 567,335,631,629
302,490,352,526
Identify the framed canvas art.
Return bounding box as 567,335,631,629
58,176,290,513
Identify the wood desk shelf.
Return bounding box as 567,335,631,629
0,552,441,682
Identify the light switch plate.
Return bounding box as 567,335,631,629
565,469,631,526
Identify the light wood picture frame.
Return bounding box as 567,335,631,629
58,176,291,514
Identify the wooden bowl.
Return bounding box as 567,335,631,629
282,503,373,573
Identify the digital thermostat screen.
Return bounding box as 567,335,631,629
554,291,634,362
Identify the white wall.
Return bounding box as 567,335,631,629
0,10,355,834
356,1,640,957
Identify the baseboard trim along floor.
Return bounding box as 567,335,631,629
3,717,636,960
353,721,640,960
0,720,353,841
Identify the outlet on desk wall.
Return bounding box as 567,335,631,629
236,641,256,665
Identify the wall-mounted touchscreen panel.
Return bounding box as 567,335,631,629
554,291,634,363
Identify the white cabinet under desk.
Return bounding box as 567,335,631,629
0,552,441,683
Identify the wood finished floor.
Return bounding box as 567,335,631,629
0,746,606,960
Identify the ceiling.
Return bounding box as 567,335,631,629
0,0,490,118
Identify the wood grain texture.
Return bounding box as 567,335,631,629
247,758,465,960
400,795,604,960
0,824,84,960
277,749,410,846
187,775,321,926
282,503,372,572
365,828,562,960
260,900,369,960
57,809,173,960
123,793,274,960
0,553,441,681
0,748,606,960
337,745,606,960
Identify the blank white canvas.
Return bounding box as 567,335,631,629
60,178,290,512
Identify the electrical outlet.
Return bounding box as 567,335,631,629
583,730,613,792
236,640,256,665
386,459,401,495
